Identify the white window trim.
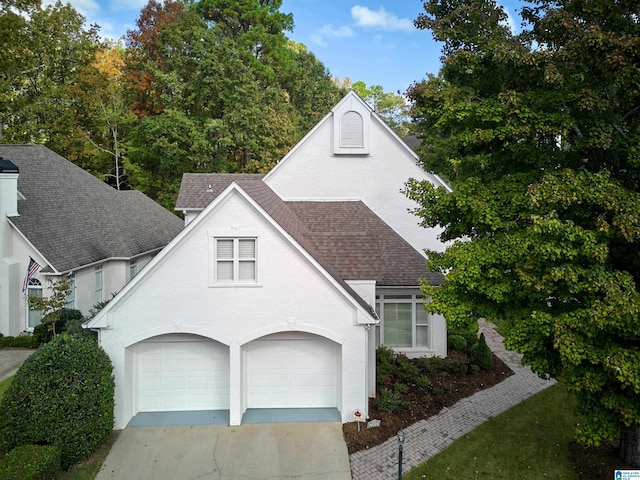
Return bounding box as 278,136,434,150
375,290,432,353
129,259,138,281
26,278,43,331
332,98,370,155
95,264,103,303
65,273,76,309
208,229,262,287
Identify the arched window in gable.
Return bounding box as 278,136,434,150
340,111,364,148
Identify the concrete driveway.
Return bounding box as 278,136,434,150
0,349,35,382
95,422,352,480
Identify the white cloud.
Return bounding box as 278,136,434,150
53,0,101,18
309,24,354,46
109,0,148,13
501,8,517,34
350,5,414,32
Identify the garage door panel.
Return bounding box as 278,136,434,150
247,337,339,408
136,338,229,412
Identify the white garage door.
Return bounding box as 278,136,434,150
136,335,229,412
247,334,339,408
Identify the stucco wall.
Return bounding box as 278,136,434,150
264,116,448,255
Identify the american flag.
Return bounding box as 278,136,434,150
22,257,41,292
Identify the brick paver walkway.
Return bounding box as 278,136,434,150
349,320,555,480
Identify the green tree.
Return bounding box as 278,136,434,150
76,45,135,189
406,0,640,465
0,0,101,166
29,277,71,340
123,0,342,207
351,81,412,136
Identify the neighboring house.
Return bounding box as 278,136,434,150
0,145,184,336
85,92,451,429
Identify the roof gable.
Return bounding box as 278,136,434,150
86,180,377,329
176,174,442,287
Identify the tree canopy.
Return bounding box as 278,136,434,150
0,0,344,209
407,0,640,465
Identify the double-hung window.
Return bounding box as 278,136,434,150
95,265,103,303
215,238,257,284
27,278,43,329
129,259,138,280
65,273,75,309
375,291,431,350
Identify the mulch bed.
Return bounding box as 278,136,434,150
343,352,513,454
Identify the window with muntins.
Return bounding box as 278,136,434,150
129,259,138,280
375,292,430,349
27,278,43,329
65,274,75,309
95,265,103,303
215,238,256,284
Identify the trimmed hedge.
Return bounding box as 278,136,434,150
0,335,40,349
448,334,468,352
0,445,60,480
0,334,114,469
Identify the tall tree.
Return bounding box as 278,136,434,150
123,0,342,208
351,81,412,137
77,46,134,189
0,0,101,163
406,0,640,465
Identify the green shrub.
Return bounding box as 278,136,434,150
415,375,432,388
376,345,397,378
416,356,446,373
394,382,409,394
471,333,494,371
0,334,39,349
33,309,83,344
445,357,469,375
376,388,406,413
0,334,114,469
448,334,468,352
396,354,420,381
0,444,60,480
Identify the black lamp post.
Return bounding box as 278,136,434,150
397,428,405,480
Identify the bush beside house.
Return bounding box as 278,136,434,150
0,334,114,469
0,334,39,349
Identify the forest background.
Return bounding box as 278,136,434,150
0,0,410,209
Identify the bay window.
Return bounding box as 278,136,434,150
375,291,431,350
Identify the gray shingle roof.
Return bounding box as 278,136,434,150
175,173,264,210
1,145,184,273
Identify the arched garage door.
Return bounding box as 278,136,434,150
135,334,229,412
246,333,340,408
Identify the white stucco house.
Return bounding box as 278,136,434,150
0,145,184,336
85,91,451,429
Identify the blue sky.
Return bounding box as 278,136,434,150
53,0,521,95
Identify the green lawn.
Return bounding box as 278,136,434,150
405,384,578,479
0,376,12,399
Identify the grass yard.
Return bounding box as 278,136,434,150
0,377,12,399
405,383,578,479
